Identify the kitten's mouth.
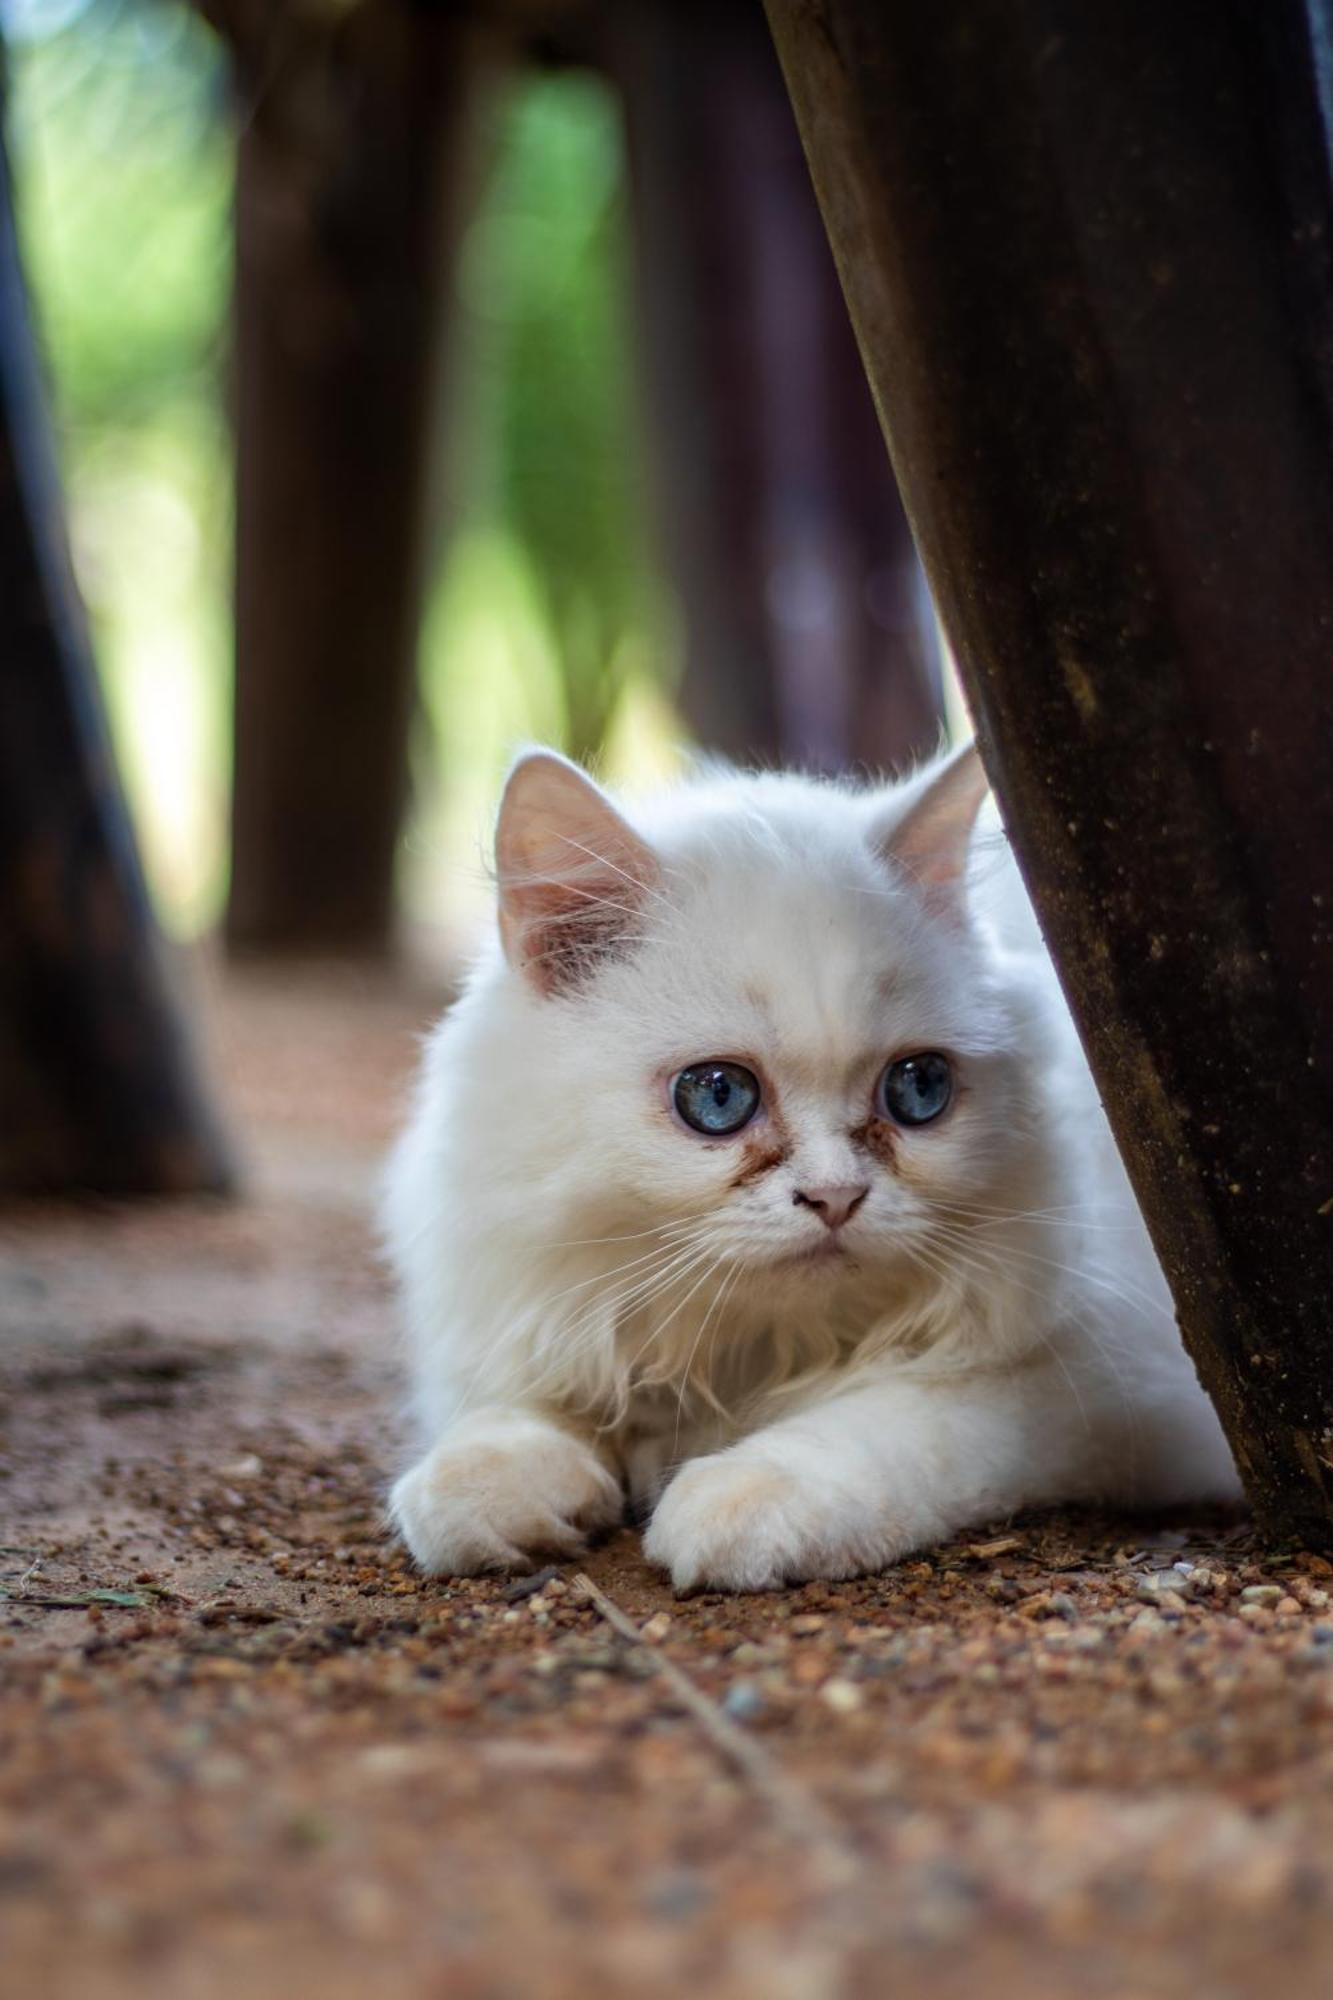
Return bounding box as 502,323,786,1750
774,1236,850,1270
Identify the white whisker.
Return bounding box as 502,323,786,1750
550,834,678,916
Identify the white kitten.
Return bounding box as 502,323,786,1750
384,745,1238,1591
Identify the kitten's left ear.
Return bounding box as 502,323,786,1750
874,742,990,918
496,749,662,996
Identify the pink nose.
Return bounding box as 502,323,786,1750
792,1183,870,1230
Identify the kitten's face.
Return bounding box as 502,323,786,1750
495,750,1047,1303
571,873,1034,1298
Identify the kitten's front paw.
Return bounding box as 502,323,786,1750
644,1451,882,1593
391,1412,623,1576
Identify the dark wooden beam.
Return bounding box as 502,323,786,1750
219,1,475,955
765,0,1333,1539
613,0,942,771
0,108,232,1196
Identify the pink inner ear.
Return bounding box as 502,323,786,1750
881,744,990,899
495,752,661,995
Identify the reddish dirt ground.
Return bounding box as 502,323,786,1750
5,961,1333,1999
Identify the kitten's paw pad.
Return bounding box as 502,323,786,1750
392,1420,622,1577
644,1455,840,1593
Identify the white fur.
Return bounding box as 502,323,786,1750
384,750,1239,1591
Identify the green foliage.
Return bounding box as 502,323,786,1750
8,0,230,425
7,0,233,930
463,74,658,762
6,4,675,938
408,70,680,929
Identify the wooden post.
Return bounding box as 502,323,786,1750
216,1,473,955
765,0,1333,1540
0,109,232,1196
613,0,942,771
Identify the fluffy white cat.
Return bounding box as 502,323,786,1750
384,744,1238,1590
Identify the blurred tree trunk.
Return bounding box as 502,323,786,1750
767,0,1333,1541
213,1,476,955
613,0,943,771
0,101,232,1196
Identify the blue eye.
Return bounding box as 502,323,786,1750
673,1062,761,1135
880,1052,953,1126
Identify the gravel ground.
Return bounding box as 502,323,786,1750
4,962,1333,2000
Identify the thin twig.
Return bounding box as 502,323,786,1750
573,1572,857,1878
0,1586,146,1610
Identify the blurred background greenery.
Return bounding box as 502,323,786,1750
4,0,683,947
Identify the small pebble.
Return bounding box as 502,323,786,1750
501,1567,561,1604
1240,1584,1282,1607
790,1652,829,1687
195,1752,248,1789
1138,1567,1191,1605
356,1743,420,1780
220,1455,263,1481
820,1677,863,1714
722,1681,765,1723
644,1870,709,1922
1128,1584,1184,1616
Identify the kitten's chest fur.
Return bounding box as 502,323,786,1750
617,1394,734,1511
606,1267,952,1506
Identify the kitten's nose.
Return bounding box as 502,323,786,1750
792,1183,870,1230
